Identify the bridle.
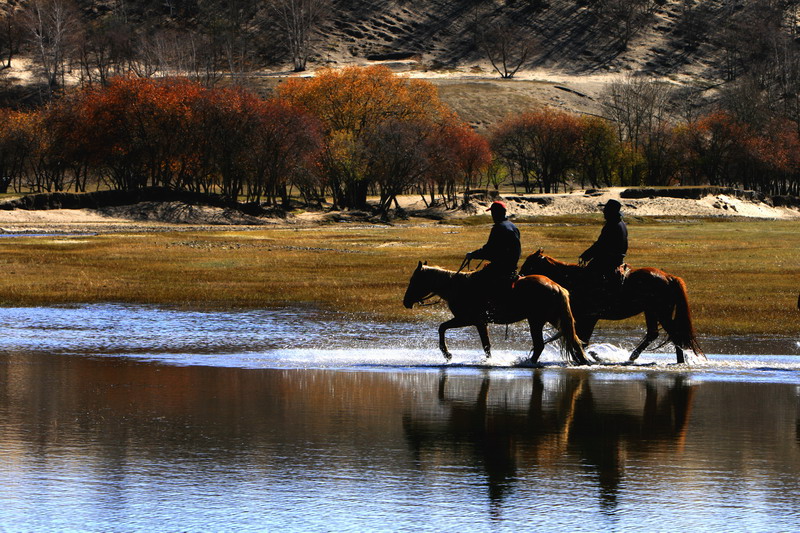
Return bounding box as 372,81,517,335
416,293,441,307
409,258,482,308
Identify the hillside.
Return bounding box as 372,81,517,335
317,0,726,80
1,0,798,134
0,0,785,85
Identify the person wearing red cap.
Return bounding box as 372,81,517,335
465,200,521,317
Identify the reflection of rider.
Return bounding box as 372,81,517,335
466,201,521,315
580,199,628,278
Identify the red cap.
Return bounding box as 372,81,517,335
487,201,507,211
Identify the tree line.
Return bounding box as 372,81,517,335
0,67,798,216
0,0,331,100
0,67,491,213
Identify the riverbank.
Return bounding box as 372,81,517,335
0,187,798,234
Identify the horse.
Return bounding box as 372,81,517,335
403,261,591,365
519,250,704,364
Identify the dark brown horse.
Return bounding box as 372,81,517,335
403,261,590,365
520,250,704,364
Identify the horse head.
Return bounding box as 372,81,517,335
520,248,547,276
403,261,430,309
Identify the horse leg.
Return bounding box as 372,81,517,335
475,323,491,358
675,346,686,364
438,317,471,360
658,313,686,364
575,318,597,345
629,311,659,362
527,318,546,365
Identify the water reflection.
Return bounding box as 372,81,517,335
3,352,800,530
1,306,800,530
403,371,699,517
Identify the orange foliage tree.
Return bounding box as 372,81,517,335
0,109,34,193
675,111,749,187
424,119,492,208
55,77,322,203
491,108,583,193
277,65,460,211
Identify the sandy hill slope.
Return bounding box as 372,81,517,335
0,0,739,81
315,0,731,81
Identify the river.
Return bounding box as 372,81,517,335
1,305,799,531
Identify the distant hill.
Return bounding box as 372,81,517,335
1,0,797,125
316,0,729,80
1,0,786,79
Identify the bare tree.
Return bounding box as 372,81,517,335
270,0,330,72
602,75,673,146
22,0,82,95
475,20,535,79
199,0,261,79
601,75,676,185
0,7,23,70
593,0,656,48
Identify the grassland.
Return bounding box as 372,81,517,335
0,215,797,337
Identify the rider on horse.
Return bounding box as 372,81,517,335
466,200,521,318
579,199,628,307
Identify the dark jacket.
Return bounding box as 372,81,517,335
581,216,628,269
471,219,521,273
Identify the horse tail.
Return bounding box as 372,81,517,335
669,276,705,359
553,285,590,365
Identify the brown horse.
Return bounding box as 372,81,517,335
403,261,590,365
520,250,704,364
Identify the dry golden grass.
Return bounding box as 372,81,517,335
0,217,797,336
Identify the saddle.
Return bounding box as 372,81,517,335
469,269,518,322
576,263,629,315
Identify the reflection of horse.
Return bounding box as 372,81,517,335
402,371,698,513
403,261,590,365
520,250,704,363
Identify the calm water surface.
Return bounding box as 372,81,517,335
1,305,800,532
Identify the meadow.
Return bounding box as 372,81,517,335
0,215,797,337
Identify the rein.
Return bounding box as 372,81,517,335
456,257,483,274
417,293,442,306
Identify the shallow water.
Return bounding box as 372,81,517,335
1,305,799,531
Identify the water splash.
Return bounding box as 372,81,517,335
1,304,799,381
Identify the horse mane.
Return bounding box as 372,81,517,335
421,264,471,283
536,250,580,269
525,249,583,276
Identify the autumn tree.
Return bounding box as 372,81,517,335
675,111,747,187
278,65,455,211
0,109,32,192
366,119,435,215
438,121,492,206
576,115,621,188
491,109,583,193
73,77,204,191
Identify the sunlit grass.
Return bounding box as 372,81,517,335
0,218,797,336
